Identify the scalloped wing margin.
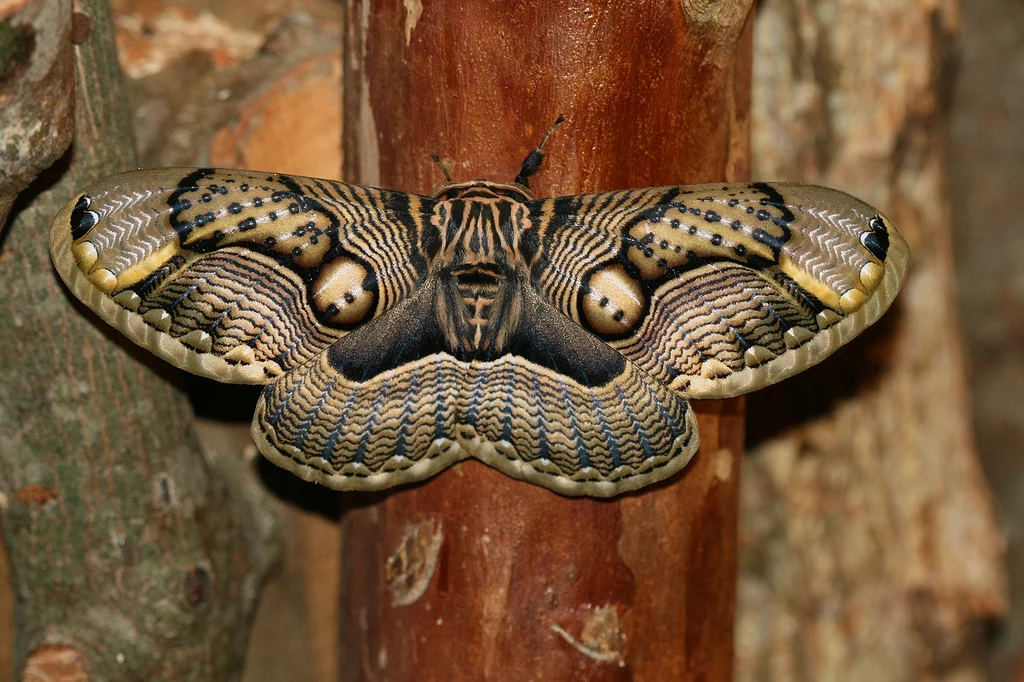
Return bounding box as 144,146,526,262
253,284,698,497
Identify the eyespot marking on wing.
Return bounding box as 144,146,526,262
581,265,647,336
312,255,376,326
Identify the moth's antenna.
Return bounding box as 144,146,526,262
432,154,454,184
514,115,565,189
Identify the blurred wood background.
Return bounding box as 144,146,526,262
1,0,1021,679
1,1,280,679
948,3,1024,679
741,2,1006,680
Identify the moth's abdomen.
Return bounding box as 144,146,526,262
434,269,524,359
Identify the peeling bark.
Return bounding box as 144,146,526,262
0,0,74,231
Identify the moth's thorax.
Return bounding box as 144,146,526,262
430,183,532,358
433,189,530,268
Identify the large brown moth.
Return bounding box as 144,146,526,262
49,126,909,497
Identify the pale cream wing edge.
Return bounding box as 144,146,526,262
677,217,911,399
49,196,281,384
251,410,700,498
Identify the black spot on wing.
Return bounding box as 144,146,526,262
862,216,890,260
168,168,215,241
752,228,786,257
752,182,795,223
69,195,97,239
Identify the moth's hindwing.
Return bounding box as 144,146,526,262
253,280,698,497
50,168,436,384
529,182,910,398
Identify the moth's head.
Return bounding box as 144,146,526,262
432,180,534,202
430,116,564,201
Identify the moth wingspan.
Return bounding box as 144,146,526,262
254,284,698,497
52,165,909,497
49,168,436,383
529,182,909,398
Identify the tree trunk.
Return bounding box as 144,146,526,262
946,2,1024,679
340,2,752,679
0,1,279,679
736,1,1007,681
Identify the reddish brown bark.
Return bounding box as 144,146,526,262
340,2,752,679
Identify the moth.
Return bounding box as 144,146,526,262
49,126,909,497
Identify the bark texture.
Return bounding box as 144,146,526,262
105,2,347,680
0,0,74,231
737,1,1007,681
947,2,1024,680
0,1,279,679
340,2,752,679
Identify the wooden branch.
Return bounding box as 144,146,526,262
736,2,1007,681
0,1,279,679
0,0,74,231
340,2,752,678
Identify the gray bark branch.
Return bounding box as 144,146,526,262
0,1,279,679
